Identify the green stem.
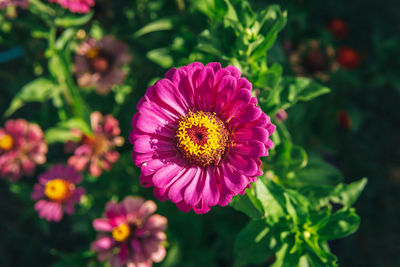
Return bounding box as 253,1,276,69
29,0,56,17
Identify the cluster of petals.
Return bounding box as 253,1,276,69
130,62,275,214
48,0,94,14
91,197,167,267
0,119,47,181
31,164,85,222
74,36,132,94
0,0,29,9
66,111,124,177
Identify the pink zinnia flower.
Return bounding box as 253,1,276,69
67,111,124,177
129,62,275,214
91,197,167,267
74,36,132,94
0,119,47,181
0,0,29,9
48,0,94,14
31,164,85,222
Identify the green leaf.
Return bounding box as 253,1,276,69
55,28,77,50
234,219,278,266
45,117,91,144
280,77,330,109
255,178,287,221
271,242,301,267
318,209,360,241
329,178,367,207
271,141,308,174
293,154,343,187
133,18,174,38
299,178,367,208
194,0,228,21
230,188,264,219
44,127,76,145
55,11,93,28
251,5,287,60
4,78,58,117
147,48,174,69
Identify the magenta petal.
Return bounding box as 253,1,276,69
234,127,269,143
152,163,184,188
93,218,113,231
228,153,259,177
220,162,247,193
232,141,267,157
183,167,203,206
201,167,220,207
167,166,197,203
92,236,114,251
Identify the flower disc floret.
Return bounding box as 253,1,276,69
176,111,230,166
0,134,13,151
45,178,74,202
112,223,131,242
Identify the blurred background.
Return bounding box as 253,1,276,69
1,0,399,266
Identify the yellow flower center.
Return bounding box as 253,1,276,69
112,223,131,242
45,179,74,202
176,111,230,166
86,47,100,59
0,134,14,151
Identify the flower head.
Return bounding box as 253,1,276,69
288,40,339,81
0,119,47,181
31,164,85,222
48,0,94,13
67,111,124,177
74,36,132,94
337,46,361,69
91,197,167,267
326,18,349,39
130,62,275,214
0,0,29,9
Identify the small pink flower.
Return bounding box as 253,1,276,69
0,0,29,9
0,119,47,181
48,0,94,14
67,111,124,177
274,109,287,123
31,164,85,222
74,36,132,94
91,197,167,267
130,62,275,214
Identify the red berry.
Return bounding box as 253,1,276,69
326,18,349,39
337,47,361,69
337,110,352,130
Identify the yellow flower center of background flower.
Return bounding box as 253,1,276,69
86,47,100,59
112,223,131,242
45,179,74,202
176,111,230,166
0,134,14,151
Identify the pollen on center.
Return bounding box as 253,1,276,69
175,111,230,166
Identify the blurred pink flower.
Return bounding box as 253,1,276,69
74,36,132,94
48,0,94,13
31,164,85,222
91,197,167,267
274,109,287,123
0,0,29,9
0,119,47,181
130,62,275,214
67,111,124,177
